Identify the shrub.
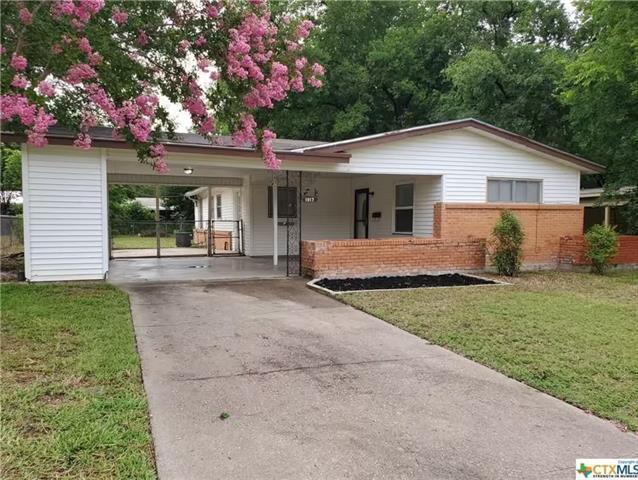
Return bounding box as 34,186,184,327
491,210,525,276
585,224,618,274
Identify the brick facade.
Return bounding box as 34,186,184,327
433,203,584,267
301,237,486,278
559,235,638,267
300,202,590,279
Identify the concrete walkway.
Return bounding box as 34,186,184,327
124,279,638,479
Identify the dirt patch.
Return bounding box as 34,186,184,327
315,273,496,292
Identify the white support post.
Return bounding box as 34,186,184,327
273,177,278,266
604,205,610,227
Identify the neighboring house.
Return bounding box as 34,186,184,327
184,186,241,253
131,196,168,212
580,187,632,234
6,118,605,281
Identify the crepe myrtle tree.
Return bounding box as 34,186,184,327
0,0,324,172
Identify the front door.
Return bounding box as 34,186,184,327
354,188,369,239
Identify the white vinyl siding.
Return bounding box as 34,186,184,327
23,146,108,281
344,129,580,204
248,175,352,256
352,175,441,238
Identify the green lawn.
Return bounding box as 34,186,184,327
111,235,175,250
342,270,638,431
0,283,156,479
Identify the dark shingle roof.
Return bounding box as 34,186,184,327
45,126,325,152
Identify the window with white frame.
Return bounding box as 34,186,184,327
216,194,222,219
394,183,414,233
487,179,541,203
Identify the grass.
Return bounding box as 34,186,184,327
342,270,638,431
111,235,175,250
0,283,156,479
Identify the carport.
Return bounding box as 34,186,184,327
108,255,287,285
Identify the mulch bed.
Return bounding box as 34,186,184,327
315,273,496,292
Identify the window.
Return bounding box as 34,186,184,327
216,194,222,219
394,183,414,233
487,179,541,203
268,186,297,218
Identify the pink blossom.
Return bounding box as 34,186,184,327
78,37,92,54
87,52,102,65
297,20,314,39
26,108,57,147
197,117,215,135
51,43,63,54
194,35,207,47
19,8,33,25
282,14,291,25
37,81,55,97
261,129,280,169
11,75,28,89
129,117,152,142
10,53,27,71
111,7,128,25
0,94,36,125
178,39,191,52
206,4,219,18
308,76,323,88
0,44,5,55
80,112,97,131
197,58,211,71
66,63,97,83
249,0,264,6
184,97,207,117
135,94,158,116
294,57,307,70
311,63,325,76
70,18,86,30
137,30,149,46
290,74,304,92
150,144,168,173
232,114,257,146
210,70,220,81
74,133,92,149
153,158,169,174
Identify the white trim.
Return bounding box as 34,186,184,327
272,176,278,266
21,144,31,280
100,148,109,277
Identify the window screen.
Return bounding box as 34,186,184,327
394,184,414,233
268,186,297,218
487,179,541,203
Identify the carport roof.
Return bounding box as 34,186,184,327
1,127,349,163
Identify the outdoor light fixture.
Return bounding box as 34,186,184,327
183,167,194,175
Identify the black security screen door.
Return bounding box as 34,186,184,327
354,188,369,239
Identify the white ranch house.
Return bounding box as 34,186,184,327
8,118,603,281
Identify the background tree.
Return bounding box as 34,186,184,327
560,0,638,224
0,146,22,215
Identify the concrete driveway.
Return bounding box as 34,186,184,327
124,279,638,479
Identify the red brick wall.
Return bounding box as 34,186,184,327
301,237,486,278
434,203,584,266
559,235,638,266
